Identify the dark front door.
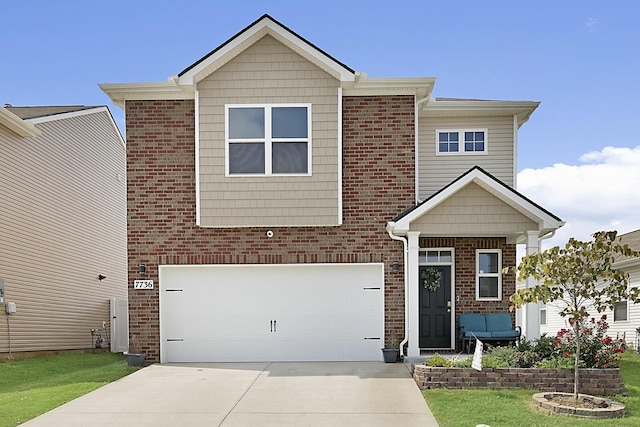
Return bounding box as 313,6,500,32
419,265,452,348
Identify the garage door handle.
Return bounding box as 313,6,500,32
270,320,277,332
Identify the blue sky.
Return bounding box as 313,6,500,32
2,1,639,246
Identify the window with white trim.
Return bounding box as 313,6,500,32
226,104,311,175
476,249,501,300
614,301,628,322
539,303,547,325
437,129,487,154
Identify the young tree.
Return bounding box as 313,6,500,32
510,231,640,399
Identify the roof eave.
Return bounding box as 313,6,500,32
422,99,540,127
0,107,41,137
99,81,195,109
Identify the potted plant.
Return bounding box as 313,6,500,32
381,337,400,363
123,335,146,366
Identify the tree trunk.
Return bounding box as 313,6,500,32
574,320,581,400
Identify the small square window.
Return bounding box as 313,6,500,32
614,301,628,322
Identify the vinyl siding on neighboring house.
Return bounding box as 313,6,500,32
0,109,127,353
197,35,341,227
410,182,538,235
418,115,515,198
540,264,640,349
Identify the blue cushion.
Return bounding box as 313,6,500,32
491,330,519,338
485,313,513,332
464,331,492,338
458,314,487,337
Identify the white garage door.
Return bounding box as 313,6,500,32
159,263,384,362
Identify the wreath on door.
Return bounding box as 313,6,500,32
421,267,443,292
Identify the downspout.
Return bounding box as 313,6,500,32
387,223,409,358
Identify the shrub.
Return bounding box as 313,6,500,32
553,315,625,368
536,356,575,369
425,353,452,367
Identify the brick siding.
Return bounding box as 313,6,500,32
125,96,415,362
413,365,626,396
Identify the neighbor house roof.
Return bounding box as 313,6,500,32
613,229,640,268
0,106,40,137
6,105,100,120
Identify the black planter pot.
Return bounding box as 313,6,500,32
124,352,146,367
381,348,400,363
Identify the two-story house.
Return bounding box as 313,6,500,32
101,15,563,363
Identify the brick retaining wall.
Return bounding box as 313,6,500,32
413,365,626,396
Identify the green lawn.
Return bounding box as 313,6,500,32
0,352,139,427
423,352,640,426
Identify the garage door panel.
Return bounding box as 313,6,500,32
160,264,384,362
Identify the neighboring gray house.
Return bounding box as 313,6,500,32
540,229,640,349
0,105,128,356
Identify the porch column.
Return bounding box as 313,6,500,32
407,231,421,357
524,230,540,340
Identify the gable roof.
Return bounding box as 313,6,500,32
613,229,640,268
177,14,355,86
388,166,564,239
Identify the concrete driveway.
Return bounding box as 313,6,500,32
23,362,438,426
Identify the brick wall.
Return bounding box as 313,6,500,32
125,96,415,362
413,365,626,396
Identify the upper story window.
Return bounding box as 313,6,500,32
476,249,501,301
226,104,311,175
437,129,487,155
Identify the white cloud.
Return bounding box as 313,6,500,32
518,145,640,250
585,17,598,33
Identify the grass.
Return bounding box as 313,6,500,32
423,351,640,426
0,352,139,427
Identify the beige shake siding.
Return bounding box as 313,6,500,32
411,182,538,234
0,109,127,354
418,115,515,198
197,35,340,227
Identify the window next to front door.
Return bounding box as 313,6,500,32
476,249,502,300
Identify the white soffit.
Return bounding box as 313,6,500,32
0,107,41,137
422,99,540,127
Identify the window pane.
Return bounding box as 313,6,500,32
440,251,452,262
614,301,628,321
272,142,307,173
229,143,265,174
450,133,459,142
229,108,264,139
479,252,498,273
465,142,474,151
427,251,439,263
540,308,547,325
475,141,484,151
450,142,459,152
464,132,474,142
272,107,308,138
439,133,448,142
479,277,498,298
475,131,484,141
439,142,449,152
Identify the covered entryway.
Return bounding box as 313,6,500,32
159,263,384,362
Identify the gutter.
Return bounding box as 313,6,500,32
386,222,409,358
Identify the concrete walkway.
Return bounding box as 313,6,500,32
23,362,438,426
